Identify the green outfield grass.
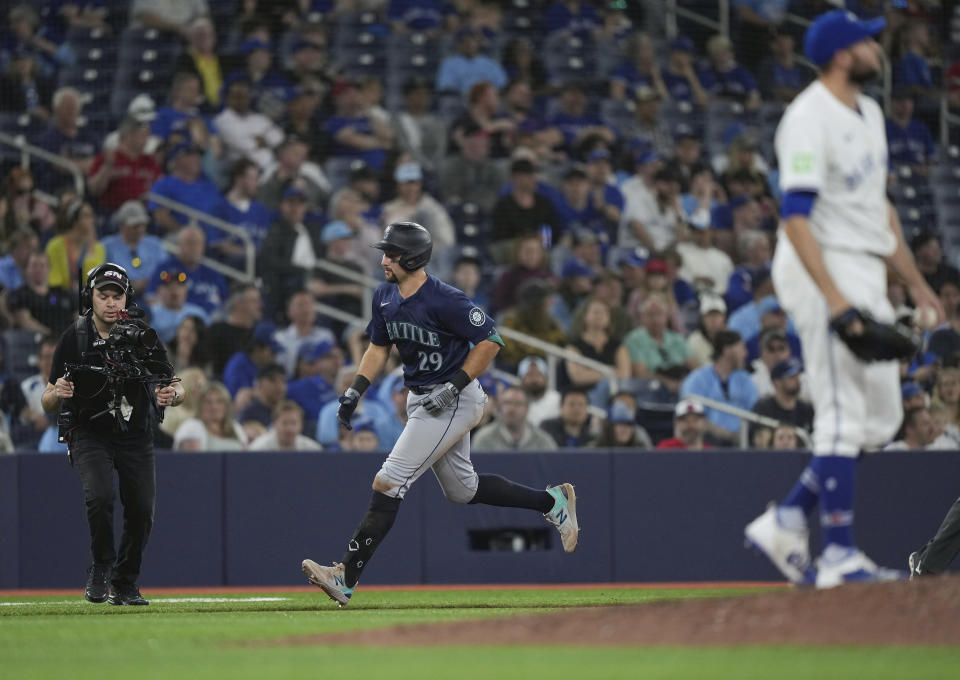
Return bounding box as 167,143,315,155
1,588,958,680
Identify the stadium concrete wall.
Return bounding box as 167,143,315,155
1,450,958,588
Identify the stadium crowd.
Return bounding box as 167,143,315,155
0,0,958,454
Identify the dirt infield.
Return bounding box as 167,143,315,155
273,575,960,647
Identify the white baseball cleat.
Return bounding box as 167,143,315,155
814,549,906,589
744,503,812,584
544,483,579,553
301,560,354,607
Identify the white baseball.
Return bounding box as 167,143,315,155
912,306,938,331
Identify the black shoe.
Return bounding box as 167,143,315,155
108,583,149,606
84,565,111,603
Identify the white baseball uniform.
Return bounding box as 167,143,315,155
772,80,901,456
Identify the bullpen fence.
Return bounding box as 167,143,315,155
1,449,958,589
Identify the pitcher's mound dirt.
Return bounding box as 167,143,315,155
274,575,960,647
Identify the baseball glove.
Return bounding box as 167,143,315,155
829,308,920,362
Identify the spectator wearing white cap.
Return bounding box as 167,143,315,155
380,162,455,251
103,95,163,154
656,398,711,449
473,385,558,452
518,355,561,426
688,294,727,366
101,201,167,294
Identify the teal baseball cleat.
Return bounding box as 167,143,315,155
301,559,354,607
544,483,579,553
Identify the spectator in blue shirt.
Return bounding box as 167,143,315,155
609,32,667,101
732,0,789,73
147,143,222,234
148,266,210,344
148,225,229,316
211,159,274,266
223,323,283,398
544,1,601,38
325,79,394,172
546,81,616,154
151,72,217,143
1,5,75,79
0,228,38,292
701,34,761,111
893,21,933,95
758,28,813,104
315,366,393,447
661,36,710,108
388,0,454,34
680,329,758,445
101,200,167,295
227,39,290,117
886,89,936,171
435,26,507,95
725,233,771,314
286,339,344,433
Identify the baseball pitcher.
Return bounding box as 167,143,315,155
302,222,579,606
744,10,944,588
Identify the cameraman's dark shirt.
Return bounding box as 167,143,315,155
8,285,77,337
50,315,173,440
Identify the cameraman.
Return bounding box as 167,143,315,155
41,264,184,606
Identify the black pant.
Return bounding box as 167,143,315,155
914,494,960,574
71,428,156,587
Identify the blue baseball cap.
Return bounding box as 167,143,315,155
619,246,649,268
587,148,611,163
771,357,803,381
282,185,308,201
901,381,924,400
298,340,336,362
756,295,783,317
252,323,283,353
729,194,754,212
321,220,354,243
561,257,594,279
241,39,271,56
669,35,694,53
394,162,423,183
351,415,376,433
608,401,635,424
803,10,886,67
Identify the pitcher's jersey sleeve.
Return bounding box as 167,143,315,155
776,105,826,195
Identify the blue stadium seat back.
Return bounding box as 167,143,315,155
57,66,113,94
339,52,389,78
0,112,45,137
65,26,111,48
387,31,441,58
4,330,43,380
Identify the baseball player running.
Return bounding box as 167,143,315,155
302,222,578,606
744,10,944,588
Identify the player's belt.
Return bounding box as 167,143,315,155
409,384,440,395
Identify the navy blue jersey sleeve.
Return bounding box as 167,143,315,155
438,290,504,347
365,285,391,346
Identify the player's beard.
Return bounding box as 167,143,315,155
384,268,397,282
848,56,880,86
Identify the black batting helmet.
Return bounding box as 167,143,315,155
372,222,433,271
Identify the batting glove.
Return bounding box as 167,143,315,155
337,388,361,430
422,382,459,416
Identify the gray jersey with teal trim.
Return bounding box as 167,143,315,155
366,275,503,388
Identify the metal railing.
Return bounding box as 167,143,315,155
664,0,729,38
689,394,814,450
0,131,85,197
145,192,257,282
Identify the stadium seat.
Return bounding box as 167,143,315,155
4,330,43,381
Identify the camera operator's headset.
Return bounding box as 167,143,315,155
73,263,135,359
80,263,134,315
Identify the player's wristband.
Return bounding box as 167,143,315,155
449,370,472,393
349,375,371,396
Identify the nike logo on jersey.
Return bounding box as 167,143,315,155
380,302,390,307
